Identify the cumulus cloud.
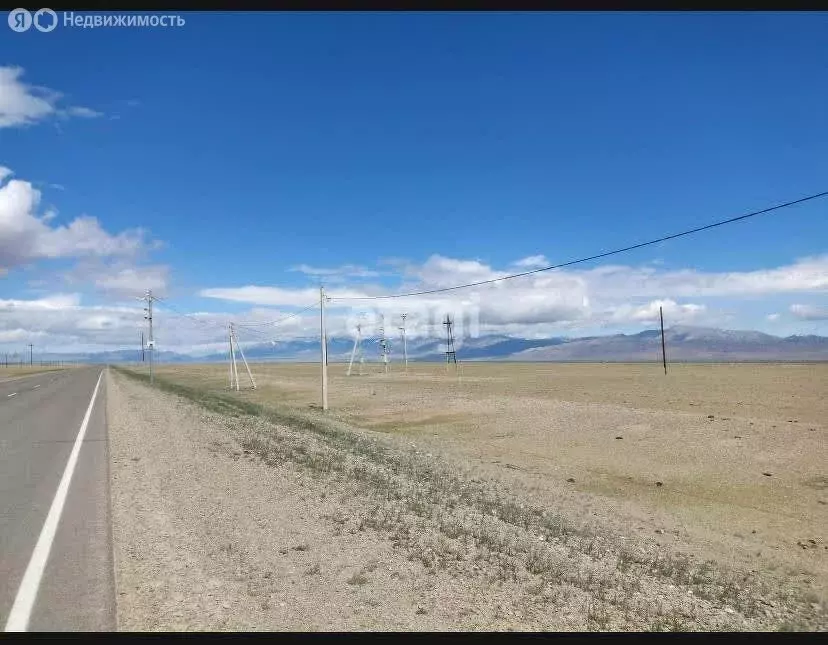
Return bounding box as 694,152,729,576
289,263,382,279
512,255,549,269
1,294,82,310
0,66,103,128
582,256,828,298
0,169,154,270
606,299,706,325
199,286,321,308
62,106,103,119
93,265,169,298
0,294,138,352
200,253,828,341
790,304,828,321
0,293,309,356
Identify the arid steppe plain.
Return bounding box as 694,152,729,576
107,361,827,630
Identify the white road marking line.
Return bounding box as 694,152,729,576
33,385,40,389
7,393,16,397
4,370,104,633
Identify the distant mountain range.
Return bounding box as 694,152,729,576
28,326,828,364
507,326,828,362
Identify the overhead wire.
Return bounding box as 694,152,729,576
328,190,828,301
234,302,320,330
155,300,228,332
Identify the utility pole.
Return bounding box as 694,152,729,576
659,305,667,375
399,313,408,373
228,323,235,389
142,290,156,385
141,332,145,363
444,314,457,370
28,343,33,366
228,322,239,390
378,314,389,374
320,286,328,411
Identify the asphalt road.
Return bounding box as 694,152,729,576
0,367,115,631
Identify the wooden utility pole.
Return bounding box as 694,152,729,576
659,306,667,375
320,286,328,411
399,313,408,373
142,290,156,384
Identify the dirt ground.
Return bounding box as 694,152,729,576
109,362,827,630
147,362,827,590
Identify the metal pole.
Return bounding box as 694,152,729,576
320,286,328,411
148,291,154,385
228,323,234,389
379,314,388,375
141,332,145,362
229,323,240,391
400,313,408,373
28,344,33,366
660,305,667,375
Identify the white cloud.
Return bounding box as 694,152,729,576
63,106,103,119
790,304,828,321
0,66,103,128
607,299,706,325
0,294,139,352
199,286,321,307
512,255,549,269
0,166,12,183
0,328,49,343
200,253,828,341
766,313,780,322
0,293,307,356
289,263,382,279
582,256,828,298
1,294,82,310
93,265,169,298
0,169,153,270
199,284,386,307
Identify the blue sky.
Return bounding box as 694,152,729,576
1,12,827,353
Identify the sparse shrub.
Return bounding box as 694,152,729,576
347,572,370,586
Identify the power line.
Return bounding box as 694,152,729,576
329,190,828,301
235,302,319,330
155,301,228,332
150,298,318,339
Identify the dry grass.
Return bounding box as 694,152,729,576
114,364,828,630
140,361,826,589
